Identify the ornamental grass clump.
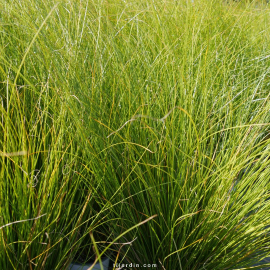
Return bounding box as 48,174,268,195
0,1,154,268
1,0,270,269
65,0,270,269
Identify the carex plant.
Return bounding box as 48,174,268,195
0,0,155,268
66,0,270,269
1,0,270,270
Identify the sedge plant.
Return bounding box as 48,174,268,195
1,0,270,269
64,0,270,269
0,0,156,268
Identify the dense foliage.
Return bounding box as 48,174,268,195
0,0,269,269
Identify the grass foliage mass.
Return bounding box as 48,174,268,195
0,0,270,269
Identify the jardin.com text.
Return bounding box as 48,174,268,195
113,263,157,269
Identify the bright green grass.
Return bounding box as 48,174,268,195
0,0,270,269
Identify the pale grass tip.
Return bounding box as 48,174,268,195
0,151,28,157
